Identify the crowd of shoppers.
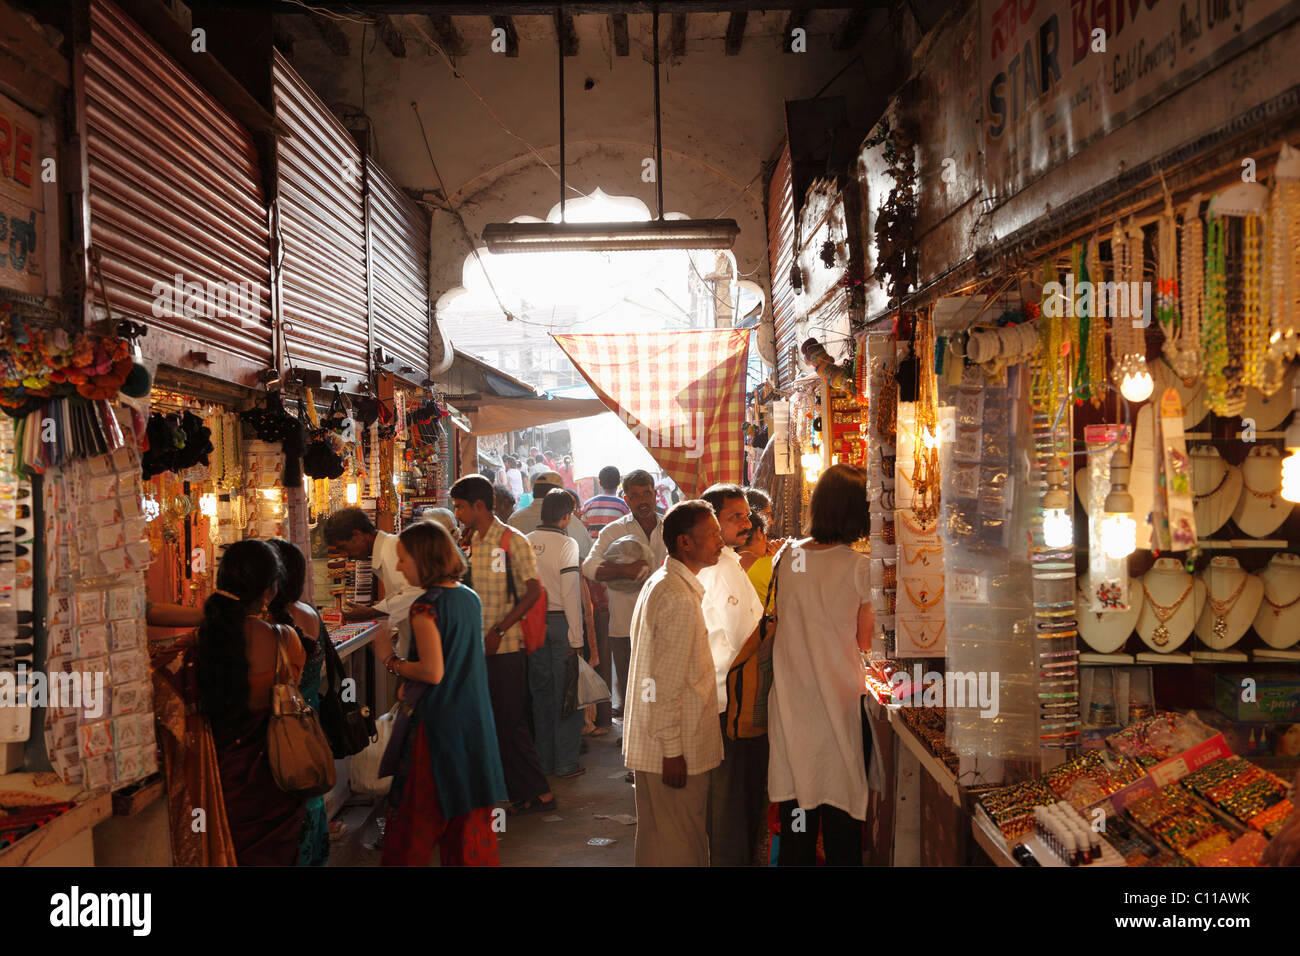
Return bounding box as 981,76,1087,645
162,455,874,867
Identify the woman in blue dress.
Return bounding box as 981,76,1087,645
373,521,508,866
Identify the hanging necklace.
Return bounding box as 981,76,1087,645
1266,159,1300,365
903,579,944,610
1203,213,1228,414
1156,200,1181,360
1239,460,1282,507
910,313,940,526
1175,203,1204,381
1192,461,1230,502
1086,239,1107,407
1261,583,1300,617
900,619,944,649
1204,573,1249,640
1243,214,1264,390
1141,578,1195,646
901,540,943,566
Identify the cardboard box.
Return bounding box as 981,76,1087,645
1213,669,1300,723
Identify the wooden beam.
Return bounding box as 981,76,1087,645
554,11,578,56
781,11,807,53
424,14,466,56
310,14,349,57
668,12,687,57
375,15,407,57
831,8,871,51
490,15,519,56
723,10,746,55
610,13,629,55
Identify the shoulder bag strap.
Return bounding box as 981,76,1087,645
271,623,294,684
501,527,518,604
761,542,792,639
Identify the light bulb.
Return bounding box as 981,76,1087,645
1282,451,1300,503
1042,508,1073,548
345,482,360,505
199,493,218,518
1100,512,1137,559
1119,368,1154,403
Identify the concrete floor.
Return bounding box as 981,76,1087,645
328,722,636,867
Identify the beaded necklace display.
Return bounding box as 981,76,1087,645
903,579,944,610
1156,199,1184,375
1262,584,1300,617
900,619,944,649
1202,213,1228,414
1109,220,1148,390
1037,260,1068,414
210,412,225,486
1174,203,1205,382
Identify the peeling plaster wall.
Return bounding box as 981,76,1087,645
277,12,896,350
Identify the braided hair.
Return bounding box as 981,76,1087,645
196,539,284,733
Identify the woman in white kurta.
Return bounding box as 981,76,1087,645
767,464,873,866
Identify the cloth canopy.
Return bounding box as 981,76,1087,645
552,329,750,498
466,394,609,436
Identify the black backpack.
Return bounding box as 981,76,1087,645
316,615,377,757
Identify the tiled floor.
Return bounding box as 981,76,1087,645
328,723,636,867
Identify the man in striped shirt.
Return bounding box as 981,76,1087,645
581,466,631,536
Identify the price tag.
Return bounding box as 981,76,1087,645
950,570,988,604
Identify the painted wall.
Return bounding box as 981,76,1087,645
277,12,898,348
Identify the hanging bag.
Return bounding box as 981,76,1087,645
724,543,789,740
266,629,338,798
351,705,397,797
501,527,548,654
316,615,377,757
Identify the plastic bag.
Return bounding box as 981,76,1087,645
350,705,396,796
576,656,611,708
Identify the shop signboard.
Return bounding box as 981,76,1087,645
0,93,44,295
980,0,1297,200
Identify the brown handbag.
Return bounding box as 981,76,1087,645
724,544,789,740
267,628,338,798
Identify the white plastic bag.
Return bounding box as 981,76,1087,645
350,705,396,796
576,656,611,708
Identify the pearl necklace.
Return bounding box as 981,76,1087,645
1175,207,1205,382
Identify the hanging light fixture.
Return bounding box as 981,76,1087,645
1041,460,1073,549
483,7,738,254
1119,361,1155,403
1100,447,1137,559
1282,379,1300,502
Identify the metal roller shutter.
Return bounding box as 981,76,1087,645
272,50,369,391
767,144,797,388
366,159,431,383
80,0,272,373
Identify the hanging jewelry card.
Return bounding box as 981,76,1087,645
1159,388,1198,549
1084,424,1131,612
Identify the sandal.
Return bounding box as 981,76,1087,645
556,767,586,779
507,796,558,816
585,727,610,737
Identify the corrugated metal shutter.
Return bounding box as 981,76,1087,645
81,0,272,370
272,51,369,391
767,144,797,388
366,159,431,383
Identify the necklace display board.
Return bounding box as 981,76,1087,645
895,403,945,658
1232,446,1292,538
1082,425,1132,611
1192,557,1261,659
0,416,34,751
1253,553,1300,654
1134,558,1203,660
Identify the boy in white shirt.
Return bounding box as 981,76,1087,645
527,490,587,778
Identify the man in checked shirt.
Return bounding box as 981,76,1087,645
623,500,726,866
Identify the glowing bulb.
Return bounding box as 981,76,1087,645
1100,512,1137,559
1282,451,1300,503
1042,508,1073,548
920,427,938,450
199,493,218,518
345,482,360,505
1120,369,1154,403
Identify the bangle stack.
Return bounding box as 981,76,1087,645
385,654,403,676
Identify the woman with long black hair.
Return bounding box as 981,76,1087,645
195,538,309,866
265,538,331,867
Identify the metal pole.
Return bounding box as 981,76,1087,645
558,5,566,223
653,6,663,221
